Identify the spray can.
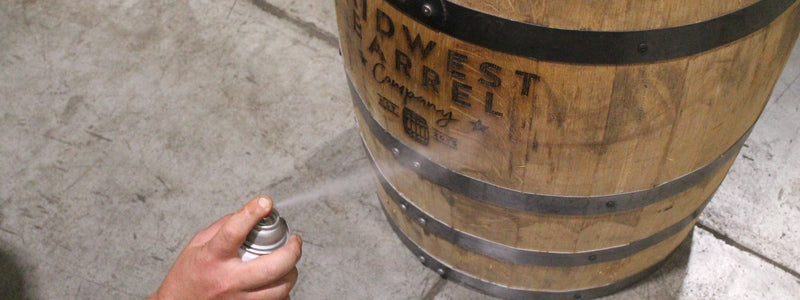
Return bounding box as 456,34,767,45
239,209,290,262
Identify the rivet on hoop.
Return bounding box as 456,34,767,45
391,148,400,157
421,3,437,17
638,43,649,54
606,201,617,209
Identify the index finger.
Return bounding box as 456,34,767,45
205,196,273,257
189,214,233,246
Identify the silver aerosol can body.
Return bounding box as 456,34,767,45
239,209,289,262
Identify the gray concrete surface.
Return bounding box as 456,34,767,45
0,1,798,299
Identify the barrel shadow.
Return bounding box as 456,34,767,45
0,242,34,300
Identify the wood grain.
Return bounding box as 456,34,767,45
378,183,695,291
359,112,733,251
338,0,800,195
337,0,800,293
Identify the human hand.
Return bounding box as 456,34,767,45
150,196,302,300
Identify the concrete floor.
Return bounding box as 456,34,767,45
1,1,799,299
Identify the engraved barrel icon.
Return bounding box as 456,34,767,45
336,0,800,298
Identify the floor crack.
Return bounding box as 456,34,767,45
248,0,339,49
421,277,447,300
696,221,800,281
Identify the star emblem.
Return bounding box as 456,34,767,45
471,119,488,132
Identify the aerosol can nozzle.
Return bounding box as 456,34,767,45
239,209,290,262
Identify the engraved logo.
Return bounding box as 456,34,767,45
403,107,429,145
378,94,400,116
433,128,457,149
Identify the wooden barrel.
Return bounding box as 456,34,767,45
335,0,800,298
